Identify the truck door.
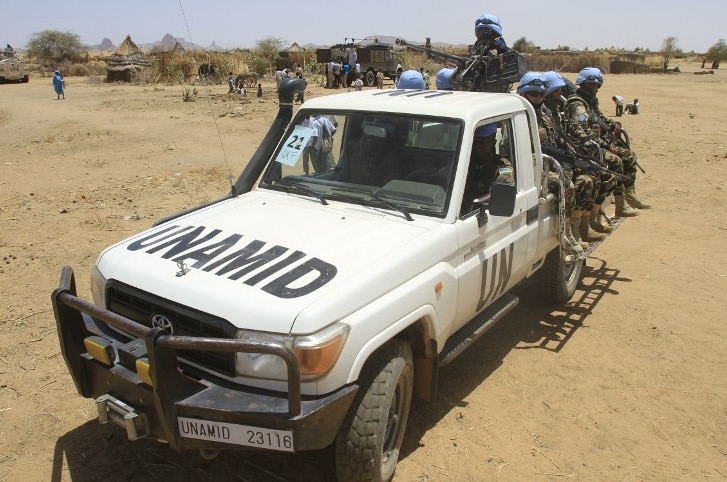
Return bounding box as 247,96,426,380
453,117,536,329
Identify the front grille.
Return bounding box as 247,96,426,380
106,281,237,377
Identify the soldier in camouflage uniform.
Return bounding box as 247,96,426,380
469,14,512,93
564,68,648,228
517,72,584,254
473,14,509,56
542,71,604,246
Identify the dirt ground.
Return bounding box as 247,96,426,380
1,60,726,482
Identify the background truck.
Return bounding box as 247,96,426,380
52,79,619,481
0,45,30,83
317,39,402,87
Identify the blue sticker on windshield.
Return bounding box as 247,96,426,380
276,125,313,166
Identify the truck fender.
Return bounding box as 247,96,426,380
341,303,440,404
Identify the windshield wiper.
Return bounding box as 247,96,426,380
276,179,328,205
331,186,413,221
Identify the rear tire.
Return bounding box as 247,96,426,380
365,70,376,87
335,339,413,482
540,246,582,303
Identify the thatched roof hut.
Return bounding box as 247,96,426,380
106,35,151,82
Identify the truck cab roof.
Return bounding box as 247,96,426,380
300,89,532,126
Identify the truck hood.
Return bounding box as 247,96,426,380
97,192,444,334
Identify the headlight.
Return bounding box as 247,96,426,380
235,323,349,382
90,266,107,307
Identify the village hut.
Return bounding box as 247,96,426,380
105,35,151,82
275,42,308,71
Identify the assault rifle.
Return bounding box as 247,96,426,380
394,38,526,93
541,143,630,184
590,115,646,173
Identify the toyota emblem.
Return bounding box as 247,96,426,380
151,314,173,334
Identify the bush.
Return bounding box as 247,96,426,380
66,63,90,76
526,52,609,73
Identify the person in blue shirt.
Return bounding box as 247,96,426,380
52,70,65,99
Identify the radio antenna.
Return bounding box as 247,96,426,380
177,0,235,192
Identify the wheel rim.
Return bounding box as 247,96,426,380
365,71,375,87
382,376,404,462
562,252,580,284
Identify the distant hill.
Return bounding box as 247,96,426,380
91,34,217,52
88,38,116,51
89,33,462,54
303,35,467,50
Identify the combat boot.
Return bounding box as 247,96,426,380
570,212,590,250
614,194,639,217
624,188,651,209
564,219,584,256
580,212,605,242
589,204,614,233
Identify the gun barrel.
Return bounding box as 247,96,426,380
395,38,465,64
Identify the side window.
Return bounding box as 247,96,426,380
459,119,516,217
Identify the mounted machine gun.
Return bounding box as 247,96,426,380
395,37,526,93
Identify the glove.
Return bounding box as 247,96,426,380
494,37,509,53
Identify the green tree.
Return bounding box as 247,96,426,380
660,36,680,72
512,37,537,53
706,39,727,62
26,30,84,66
255,36,286,67
250,56,269,76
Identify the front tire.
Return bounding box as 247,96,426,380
335,339,413,482
541,246,582,303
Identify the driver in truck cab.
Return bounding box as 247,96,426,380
461,123,513,216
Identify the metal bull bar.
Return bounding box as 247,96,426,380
51,266,302,446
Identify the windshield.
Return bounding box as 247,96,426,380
259,112,462,217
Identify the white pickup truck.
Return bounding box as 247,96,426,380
52,79,616,481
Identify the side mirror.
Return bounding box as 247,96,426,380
488,182,516,217
473,182,516,227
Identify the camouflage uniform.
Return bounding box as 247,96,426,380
472,36,509,57
543,96,598,212
565,88,627,203
537,104,578,217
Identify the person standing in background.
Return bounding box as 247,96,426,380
612,95,625,116
53,70,65,99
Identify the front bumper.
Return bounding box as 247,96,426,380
51,266,357,452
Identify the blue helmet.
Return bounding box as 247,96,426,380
435,67,456,90
542,71,566,95
474,123,497,138
397,69,425,89
576,67,603,86
475,14,503,38
516,72,549,94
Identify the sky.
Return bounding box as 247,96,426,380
4,0,725,54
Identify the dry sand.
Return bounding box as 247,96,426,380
1,60,726,481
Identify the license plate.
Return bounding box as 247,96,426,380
178,417,294,452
